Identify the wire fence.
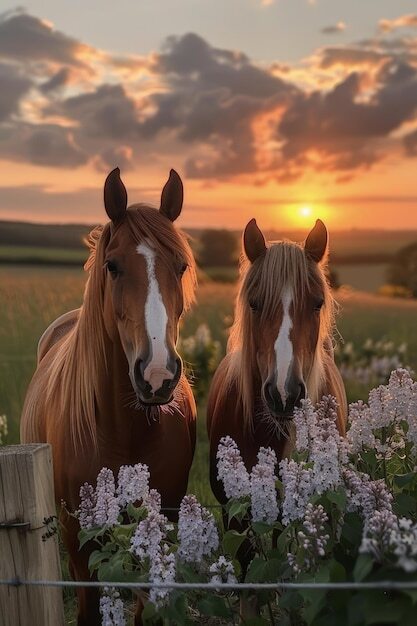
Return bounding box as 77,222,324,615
2,578,417,592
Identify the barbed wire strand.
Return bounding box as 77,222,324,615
2,579,417,591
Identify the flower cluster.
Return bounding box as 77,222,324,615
77,464,151,530
217,436,251,499
177,495,219,565
149,545,177,609
335,338,409,386
99,587,125,626
250,447,279,523
287,504,330,574
209,556,237,586
348,369,417,459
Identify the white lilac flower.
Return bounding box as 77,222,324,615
360,509,399,562
288,503,330,573
177,495,219,564
209,556,237,586
94,469,120,527
78,482,96,530
143,489,162,513
130,509,173,561
347,401,376,454
294,399,317,453
250,447,278,524
149,544,176,609
280,458,314,525
390,518,417,573
99,587,126,626
116,464,150,508
217,436,251,499
310,396,343,493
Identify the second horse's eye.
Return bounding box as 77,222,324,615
106,260,119,277
179,263,188,276
314,298,324,312
249,299,259,312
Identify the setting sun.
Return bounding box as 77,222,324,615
299,206,313,218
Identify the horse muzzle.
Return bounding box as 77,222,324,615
263,378,306,419
133,357,182,405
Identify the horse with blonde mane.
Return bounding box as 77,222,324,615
21,168,197,625
207,218,347,613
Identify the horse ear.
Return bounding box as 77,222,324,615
244,218,267,263
305,219,328,263
104,167,128,223
160,169,183,222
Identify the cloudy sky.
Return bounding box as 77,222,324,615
1,1,417,229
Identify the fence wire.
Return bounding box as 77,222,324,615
2,578,417,592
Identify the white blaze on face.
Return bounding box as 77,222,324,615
274,288,294,409
136,242,169,392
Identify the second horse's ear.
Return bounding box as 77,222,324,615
104,167,128,223
244,218,267,263
160,169,183,222
305,219,328,263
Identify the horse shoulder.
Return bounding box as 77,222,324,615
206,354,236,438
37,308,80,363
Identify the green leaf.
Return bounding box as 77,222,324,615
88,549,106,573
327,487,347,512
197,596,233,619
394,493,416,517
227,500,250,523
78,526,107,549
245,558,267,583
353,554,373,582
394,472,417,489
252,521,273,536
223,529,247,558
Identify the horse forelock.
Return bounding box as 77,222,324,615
225,238,335,431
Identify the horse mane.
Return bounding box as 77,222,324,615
225,239,335,431
46,205,197,451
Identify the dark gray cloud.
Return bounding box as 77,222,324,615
51,84,140,139
0,11,90,68
276,62,417,176
0,62,32,121
142,33,298,177
0,123,88,167
321,22,346,35
40,67,71,93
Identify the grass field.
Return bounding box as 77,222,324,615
2,266,417,505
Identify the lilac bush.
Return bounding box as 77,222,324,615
76,368,417,625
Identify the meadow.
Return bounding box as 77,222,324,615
2,264,417,507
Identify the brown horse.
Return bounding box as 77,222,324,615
207,219,347,608
21,168,197,625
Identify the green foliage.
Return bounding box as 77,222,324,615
387,242,417,298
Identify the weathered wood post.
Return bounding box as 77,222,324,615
0,444,64,626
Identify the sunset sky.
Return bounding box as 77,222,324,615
1,1,417,230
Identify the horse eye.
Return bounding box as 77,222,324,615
178,263,188,276
249,300,259,312
106,260,119,278
314,298,324,312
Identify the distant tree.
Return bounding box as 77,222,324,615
387,242,417,297
198,229,239,267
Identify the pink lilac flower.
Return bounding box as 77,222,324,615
390,518,417,573
99,587,125,626
149,544,176,608
78,482,96,530
217,436,250,499
94,468,120,527
209,556,237,586
177,495,219,564
310,396,344,493
294,399,317,452
288,503,330,574
250,447,278,524
130,509,173,561
360,509,399,562
116,464,149,507
143,489,162,513
280,459,314,525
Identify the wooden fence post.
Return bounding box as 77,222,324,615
0,444,64,626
